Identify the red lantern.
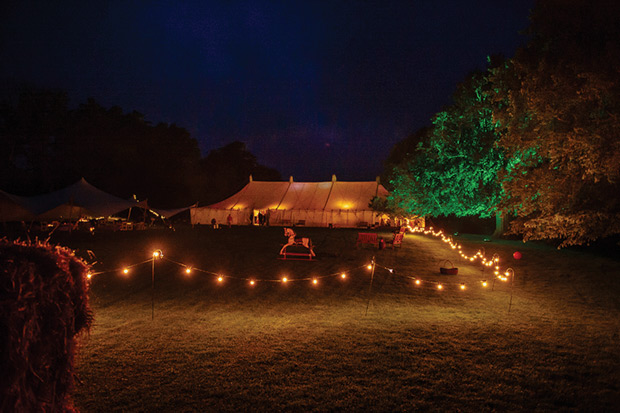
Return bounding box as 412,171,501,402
513,251,522,260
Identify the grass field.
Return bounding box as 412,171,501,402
44,226,620,411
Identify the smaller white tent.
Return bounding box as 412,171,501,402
0,178,137,222
0,190,35,222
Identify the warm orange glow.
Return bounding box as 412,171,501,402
460,284,466,290
367,264,372,270
437,284,443,290
341,273,346,279
249,280,255,286
153,251,160,258
123,268,129,275
185,267,192,274
86,273,92,280
217,276,223,282
312,278,318,285
282,277,288,283
415,279,421,285
482,281,488,287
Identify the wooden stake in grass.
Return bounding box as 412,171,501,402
151,250,163,320
365,257,376,316
506,268,515,312
152,255,155,320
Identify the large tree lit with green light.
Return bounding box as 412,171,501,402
387,66,509,224
386,0,620,247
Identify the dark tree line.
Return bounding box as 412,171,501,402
384,0,620,247
0,89,280,208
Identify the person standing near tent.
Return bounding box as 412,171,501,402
227,214,232,227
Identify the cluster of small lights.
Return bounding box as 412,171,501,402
408,225,514,285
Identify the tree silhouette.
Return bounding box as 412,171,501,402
0,91,281,209
199,141,281,205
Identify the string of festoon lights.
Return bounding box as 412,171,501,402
86,225,516,297
88,253,367,286
405,224,517,310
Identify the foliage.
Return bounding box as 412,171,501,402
0,88,70,194
380,127,430,191
491,0,620,246
388,67,508,219
0,239,92,412
0,90,281,208
199,141,281,205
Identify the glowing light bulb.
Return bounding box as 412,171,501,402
86,273,92,280
153,251,160,258
185,267,192,274
437,284,443,290
341,273,346,279
249,280,255,286
482,281,488,287
367,264,372,270
415,279,421,285
123,268,129,275
217,276,223,283
312,278,318,285
460,283,466,290
282,277,288,283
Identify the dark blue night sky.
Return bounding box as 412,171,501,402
0,1,533,181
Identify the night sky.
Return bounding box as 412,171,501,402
0,1,533,182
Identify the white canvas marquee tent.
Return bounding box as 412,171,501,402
191,175,389,228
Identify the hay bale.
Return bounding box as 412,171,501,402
0,239,92,412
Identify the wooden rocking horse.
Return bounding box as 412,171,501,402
279,227,316,260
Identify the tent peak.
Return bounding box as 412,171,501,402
332,174,337,182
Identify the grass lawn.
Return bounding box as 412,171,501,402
46,226,620,411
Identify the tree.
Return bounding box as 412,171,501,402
388,67,509,227
57,99,204,208
491,0,620,247
199,141,281,205
0,87,70,194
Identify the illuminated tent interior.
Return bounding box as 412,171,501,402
191,175,389,227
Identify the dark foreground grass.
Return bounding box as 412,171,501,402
44,227,620,411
